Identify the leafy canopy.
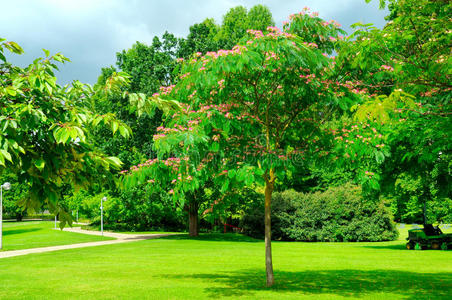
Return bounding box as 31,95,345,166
0,38,131,227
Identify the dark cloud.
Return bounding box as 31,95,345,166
1,0,388,85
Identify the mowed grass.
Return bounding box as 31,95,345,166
80,224,182,235
1,221,113,251
0,226,451,299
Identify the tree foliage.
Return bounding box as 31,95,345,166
124,8,363,286
0,38,131,227
335,0,451,222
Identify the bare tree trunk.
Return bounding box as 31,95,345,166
264,178,275,287
188,202,199,237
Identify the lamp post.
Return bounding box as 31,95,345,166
1,182,11,250
101,196,107,236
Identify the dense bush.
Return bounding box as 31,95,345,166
103,187,185,231
240,184,399,242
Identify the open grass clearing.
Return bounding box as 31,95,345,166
1,221,113,251
0,227,451,299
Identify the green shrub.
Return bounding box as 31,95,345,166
240,183,398,242
103,187,185,231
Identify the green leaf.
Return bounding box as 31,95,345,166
6,86,16,96
34,159,45,171
244,174,254,186
118,125,129,138
0,149,12,162
111,121,119,134
106,156,122,169
210,142,220,152
375,151,385,164
221,179,229,193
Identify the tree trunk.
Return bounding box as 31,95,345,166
264,179,275,287
188,202,199,237
16,212,24,222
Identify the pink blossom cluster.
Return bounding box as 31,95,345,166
321,20,342,28
153,133,166,140
188,90,197,100
154,122,196,140
365,171,375,178
203,45,248,60
332,122,386,152
288,7,319,20
218,79,225,89
299,73,316,83
159,85,175,95
303,42,318,48
247,29,264,39
218,170,228,176
380,65,394,72
179,72,190,80
265,51,279,61
246,28,294,40
350,88,368,95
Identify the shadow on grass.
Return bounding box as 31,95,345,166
3,228,41,236
160,233,260,243
161,269,452,299
363,243,408,250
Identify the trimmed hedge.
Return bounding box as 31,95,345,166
240,184,398,242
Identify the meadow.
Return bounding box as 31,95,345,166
0,222,450,299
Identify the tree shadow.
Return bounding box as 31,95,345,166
363,243,408,250
3,228,41,236
161,269,452,299
160,233,260,243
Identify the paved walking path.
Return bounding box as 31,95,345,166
0,227,180,259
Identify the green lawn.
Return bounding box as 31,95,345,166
0,225,451,299
1,221,113,251
80,224,182,235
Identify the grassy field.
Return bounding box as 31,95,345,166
80,224,182,235
1,221,113,251
0,223,451,299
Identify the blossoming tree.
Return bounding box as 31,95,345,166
124,9,364,286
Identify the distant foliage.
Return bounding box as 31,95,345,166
241,184,399,242
0,173,28,220
103,188,185,231
67,188,185,232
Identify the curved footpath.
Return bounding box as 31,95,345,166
0,227,179,259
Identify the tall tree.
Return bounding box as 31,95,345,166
216,5,275,49
125,9,352,286
177,18,220,58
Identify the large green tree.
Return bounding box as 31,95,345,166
336,0,452,222
177,18,220,59
0,39,131,226
216,5,274,49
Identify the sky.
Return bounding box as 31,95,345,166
1,0,388,85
